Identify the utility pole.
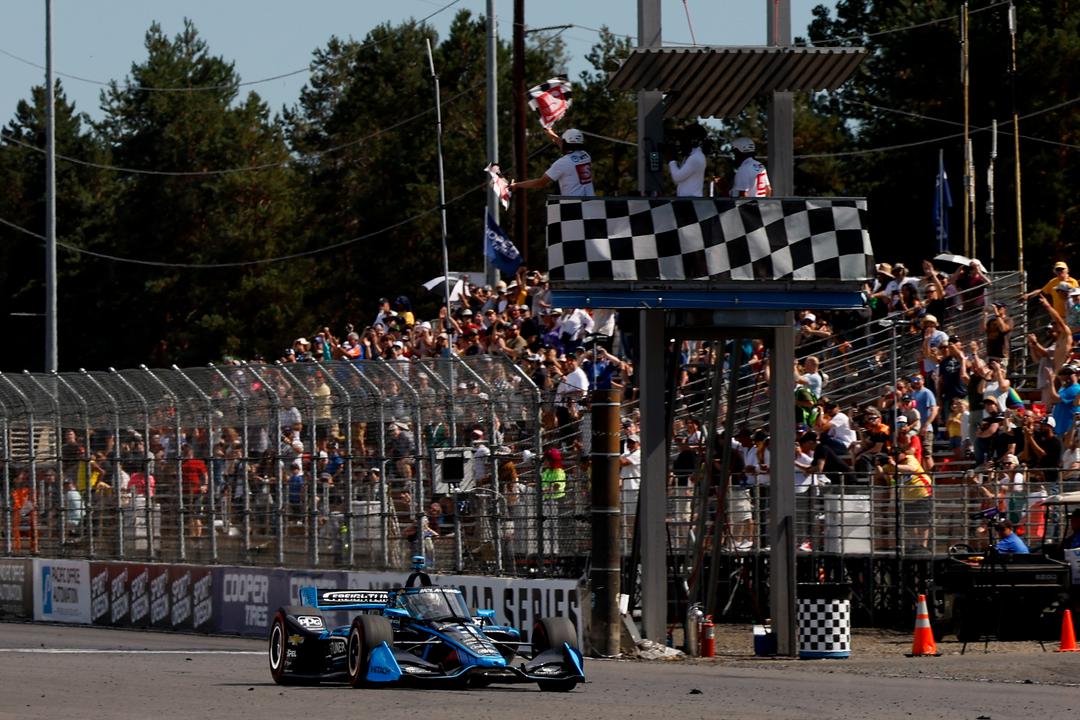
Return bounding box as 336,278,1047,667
45,0,58,373
425,40,453,338
485,0,499,287
589,388,622,656
767,0,793,196
512,0,528,264
961,1,971,258
987,120,997,272
1008,2,1024,273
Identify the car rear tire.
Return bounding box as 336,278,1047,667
347,614,394,688
532,617,579,692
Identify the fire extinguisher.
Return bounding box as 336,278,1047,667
685,603,704,656
699,614,716,657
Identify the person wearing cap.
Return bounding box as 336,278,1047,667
893,433,933,550
555,353,589,407
1021,414,1062,489
619,435,642,538
1025,261,1078,319
883,263,918,310
951,258,989,311
975,398,1003,465
983,301,1014,365
920,314,949,386
993,519,1029,554
908,375,939,469
1048,363,1080,438
540,448,567,553
510,128,594,197
937,335,969,409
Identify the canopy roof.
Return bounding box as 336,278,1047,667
608,46,866,118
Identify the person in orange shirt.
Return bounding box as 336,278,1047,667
11,470,36,552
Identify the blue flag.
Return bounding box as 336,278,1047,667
484,210,522,276
933,152,953,253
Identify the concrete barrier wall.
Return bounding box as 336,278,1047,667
2,558,584,645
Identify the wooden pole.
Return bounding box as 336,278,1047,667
512,0,528,264
961,2,971,257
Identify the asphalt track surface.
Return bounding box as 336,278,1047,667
2,623,1079,720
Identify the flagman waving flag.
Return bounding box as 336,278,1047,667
527,77,572,129
484,209,522,276
485,163,511,210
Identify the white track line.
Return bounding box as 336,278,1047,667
0,649,262,655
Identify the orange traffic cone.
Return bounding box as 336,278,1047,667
1057,609,1080,652
907,594,941,657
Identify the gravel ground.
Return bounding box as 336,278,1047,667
653,623,1080,687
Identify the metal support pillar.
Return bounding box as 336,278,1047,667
636,0,663,195
637,309,666,640
768,317,797,657
767,0,793,196
590,388,622,656
485,0,500,286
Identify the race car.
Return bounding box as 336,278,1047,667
267,559,584,691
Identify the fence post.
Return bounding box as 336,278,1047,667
73,371,127,559
276,362,319,568
140,366,186,562
210,364,251,559
110,369,156,561
0,374,38,557
243,364,285,566
376,359,423,569
23,372,63,558
344,363,388,567
0,395,10,555
314,361,354,567
172,366,218,564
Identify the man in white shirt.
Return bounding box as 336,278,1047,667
509,128,594,197
558,307,594,348
556,355,589,406
668,124,707,197
729,137,772,198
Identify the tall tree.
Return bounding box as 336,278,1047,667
0,81,114,372
98,20,301,366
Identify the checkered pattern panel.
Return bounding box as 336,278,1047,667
546,197,872,283
797,599,851,654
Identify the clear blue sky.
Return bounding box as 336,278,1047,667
0,0,825,122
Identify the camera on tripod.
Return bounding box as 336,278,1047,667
970,505,1005,531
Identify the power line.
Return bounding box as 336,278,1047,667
0,79,485,176
0,0,465,93
0,181,486,269
809,0,1011,46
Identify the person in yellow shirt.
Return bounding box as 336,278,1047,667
1024,261,1078,319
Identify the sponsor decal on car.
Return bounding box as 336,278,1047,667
296,615,324,629
320,590,389,605
288,634,304,646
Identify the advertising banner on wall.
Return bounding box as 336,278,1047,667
214,569,348,636
33,559,91,623
88,562,214,631
29,558,583,644
0,558,32,618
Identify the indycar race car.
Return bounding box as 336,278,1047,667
267,560,584,691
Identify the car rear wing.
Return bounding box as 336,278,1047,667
299,586,392,611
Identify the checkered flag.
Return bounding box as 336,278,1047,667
485,163,510,210
527,77,572,129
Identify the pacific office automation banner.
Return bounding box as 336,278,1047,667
0,558,32,618
33,559,91,623
88,562,214,631
346,571,583,645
